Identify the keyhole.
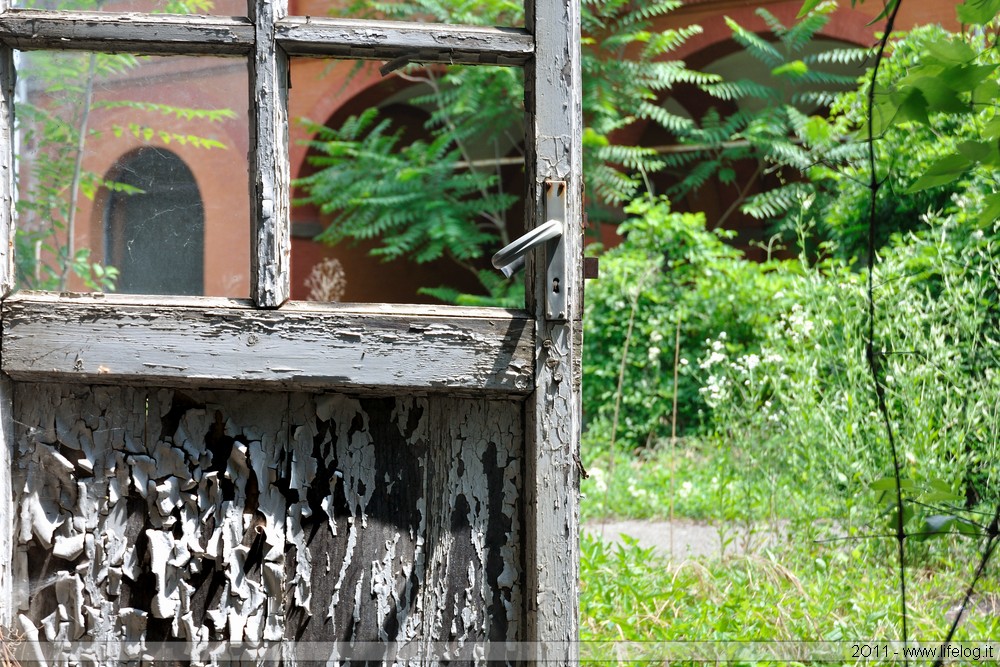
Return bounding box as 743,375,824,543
552,277,560,293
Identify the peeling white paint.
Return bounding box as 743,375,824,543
10,385,525,665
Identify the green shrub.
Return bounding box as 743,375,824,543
802,24,1000,258
585,200,1000,530
582,197,796,449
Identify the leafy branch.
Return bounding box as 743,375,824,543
296,0,712,304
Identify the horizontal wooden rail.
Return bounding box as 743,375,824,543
2,293,534,395
0,11,533,65
0,10,254,54
276,16,532,64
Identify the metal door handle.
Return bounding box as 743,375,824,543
492,180,567,321
491,218,563,278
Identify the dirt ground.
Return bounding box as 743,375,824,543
583,519,788,559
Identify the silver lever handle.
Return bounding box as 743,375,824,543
491,218,563,278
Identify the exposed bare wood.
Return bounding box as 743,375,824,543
0,10,254,55
276,16,532,64
249,0,290,308
2,294,535,395
523,0,584,662
422,398,524,650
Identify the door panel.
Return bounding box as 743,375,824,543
12,383,522,661
0,0,582,661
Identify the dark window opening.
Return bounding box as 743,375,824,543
104,147,204,295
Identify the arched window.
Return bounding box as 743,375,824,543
104,147,205,295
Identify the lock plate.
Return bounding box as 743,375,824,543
545,180,566,322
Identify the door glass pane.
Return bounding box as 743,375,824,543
13,0,245,16
296,0,525,29
14,51,250,297
289,58,525,306
105,147,205,295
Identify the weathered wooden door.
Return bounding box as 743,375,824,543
0,0,582,664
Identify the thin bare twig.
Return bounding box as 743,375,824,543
863,0,906,658
669,317,682,555
932,504,1000,667
59,51,98,290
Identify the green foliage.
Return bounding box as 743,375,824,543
580,0,714,206
297,108,511,267
792,11,1000,257
582,207,1000,655
582,197,795,448
663,2,868,230
586,187,1000,539
297,0,711,303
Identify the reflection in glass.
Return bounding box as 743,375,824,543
14,51,249,296
105,148,205,295
305,0,525,28
289,58,525,305
13,0,245,17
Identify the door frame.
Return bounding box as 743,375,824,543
0,0,583,661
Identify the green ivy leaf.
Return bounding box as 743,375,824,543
907,153,974,193
925,38,977,64
901,76,969,115
957,0,1000,25
868,88,929,134
957,139,995,163
983,117,1000,141
977,193,1000,227
916,515,981,541
870,476,915,492
974,78,1000,105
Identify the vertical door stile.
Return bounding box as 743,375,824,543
524,0,584,663
249,0,291,308
0,0,15,626
0,367,11,630
0,20,12,298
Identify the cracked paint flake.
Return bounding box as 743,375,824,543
10,384,523,665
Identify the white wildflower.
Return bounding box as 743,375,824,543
590,467,608,493
627,480,648,500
